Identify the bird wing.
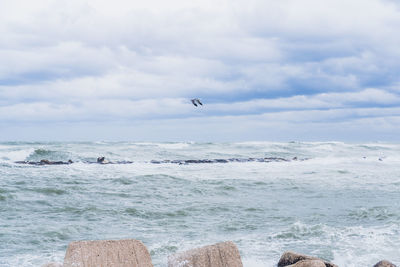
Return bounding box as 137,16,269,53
196,99,203,105
191,99,198,106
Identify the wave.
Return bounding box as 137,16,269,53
26,149,71,162
29,187,68,196
346,206,399,222
0,147,67,163
0,148,35,163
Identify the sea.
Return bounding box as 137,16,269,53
0,141,399,267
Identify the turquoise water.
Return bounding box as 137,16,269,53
0,142,399,266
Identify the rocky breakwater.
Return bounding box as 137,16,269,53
41,240,398,267
16,156,302,166
150,156,294,165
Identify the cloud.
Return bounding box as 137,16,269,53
1,0,400,140
1,88,398,124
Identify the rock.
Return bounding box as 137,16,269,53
214,159,229,163
374,260,397,267
168,241,243,267
287,260,326,267
41,263,63,267
15,160,73,165
185,160,201,164
63,239,153,267
278,251,337,267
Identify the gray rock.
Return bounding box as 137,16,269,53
63,239,153,267
278,251,337,267
374,260,397,267
168,241,243,267
287,260,326,267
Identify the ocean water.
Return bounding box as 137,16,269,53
0,142,399,267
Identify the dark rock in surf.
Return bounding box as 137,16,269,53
265,157,288,162
15,160,73,165
15,156,300,166
97,157,109,164
231,158,248,162
39,159,73,165
214,159,229,163
278,251,337,267
118,160,133,164
185,160,201,164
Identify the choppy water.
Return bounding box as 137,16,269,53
0,142,399,267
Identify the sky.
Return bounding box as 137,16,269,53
1,0,400,142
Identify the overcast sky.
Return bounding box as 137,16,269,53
1,0,400,141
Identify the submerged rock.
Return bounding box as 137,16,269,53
64,239,153,267
278,251,337,267
264,157,289,162
374,260,397,267
168,241,243,267
216,159,230,163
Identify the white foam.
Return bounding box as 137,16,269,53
0,147,35,162
0,252,64,267
156,143,191,149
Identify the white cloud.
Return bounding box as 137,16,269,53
208,89,400,113
1,0,400,140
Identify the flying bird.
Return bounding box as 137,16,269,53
191,98,203,107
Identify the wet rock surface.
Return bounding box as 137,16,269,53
278,251,338,267
168,241,243,267
374,260,397,267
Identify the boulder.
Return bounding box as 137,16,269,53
63,239,153,267
278,251,337,267
168,241,243,267
374,260,397,267
41,263,63,267
287,260,326,267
